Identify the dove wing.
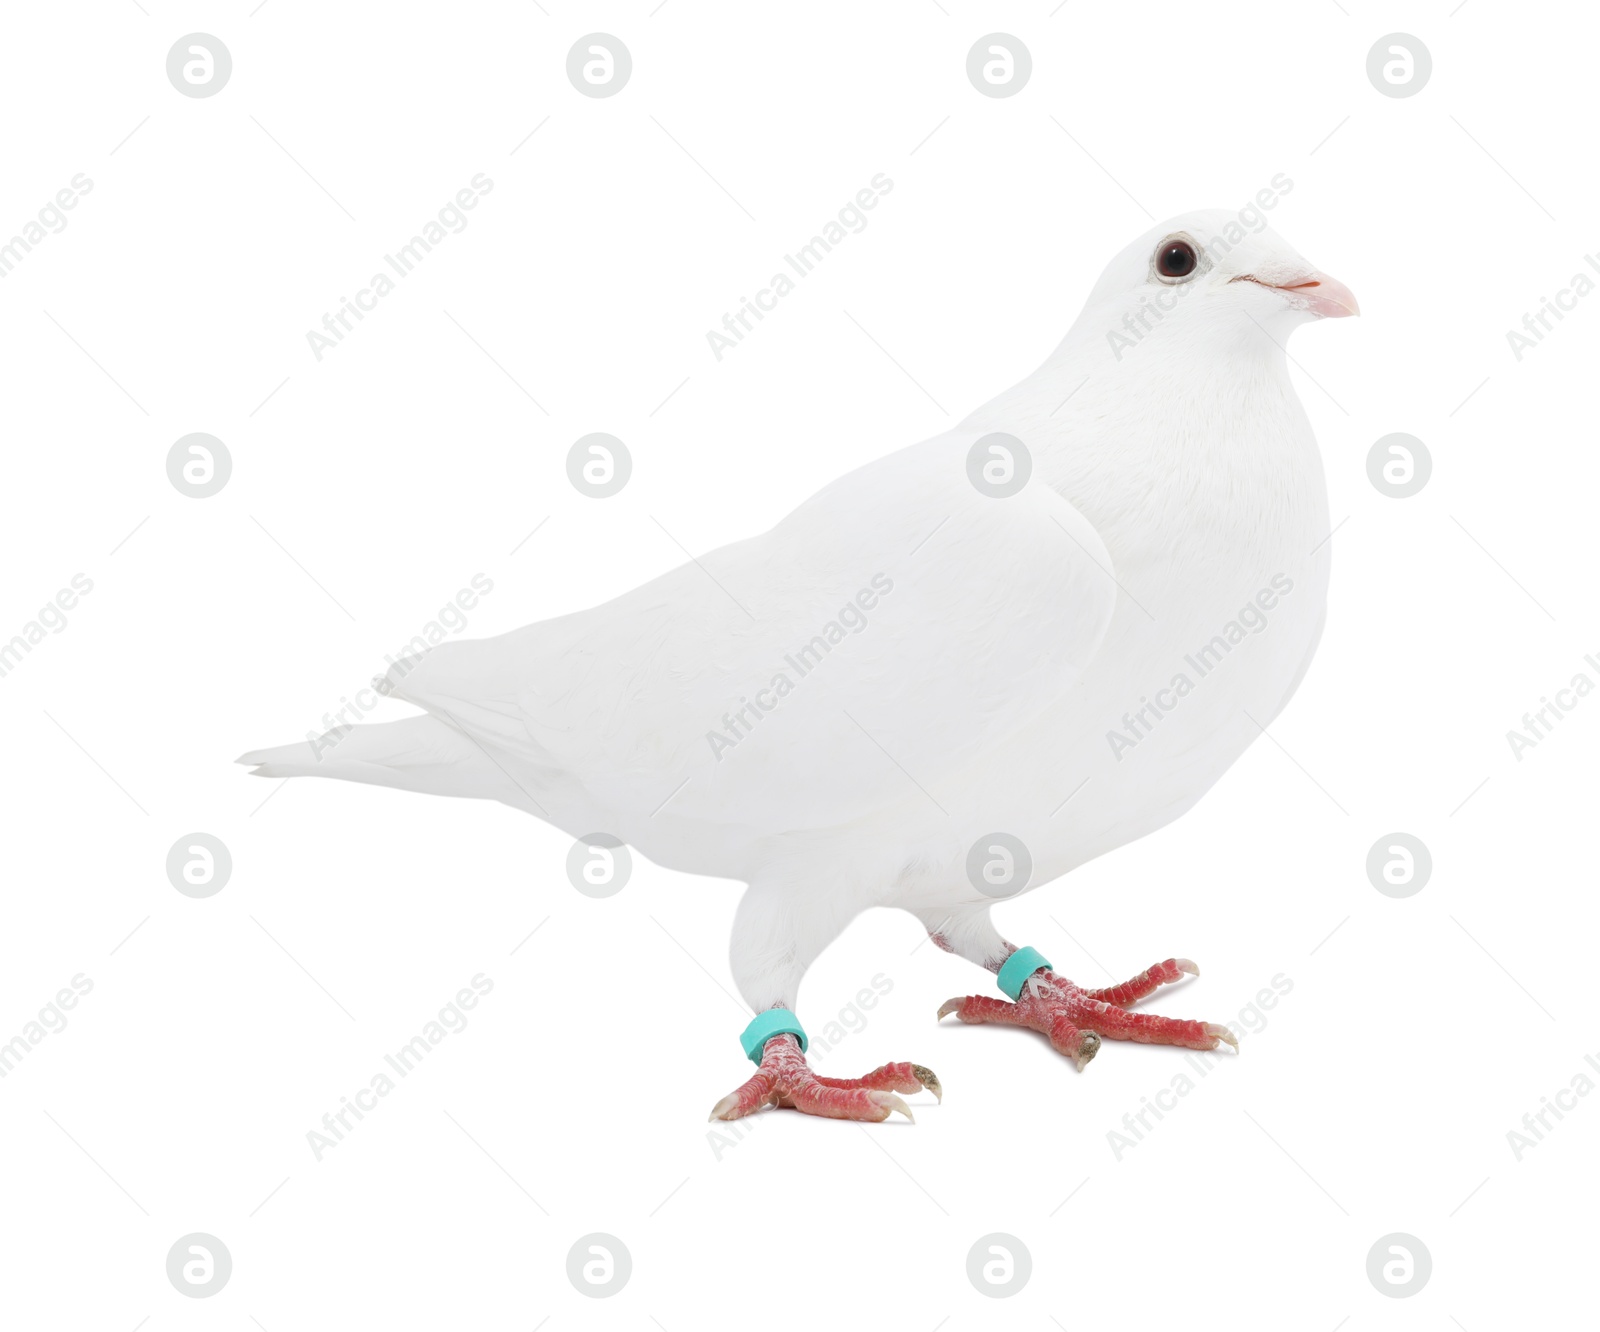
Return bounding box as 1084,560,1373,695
386,435,1119,835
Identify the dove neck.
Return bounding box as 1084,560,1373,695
982,314,1322,528
1020,315,1299,446
1052,297,1297,381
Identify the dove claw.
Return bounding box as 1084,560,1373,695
911,1064,943,1102
871,1092,914,1123
1205,1022,1239,1050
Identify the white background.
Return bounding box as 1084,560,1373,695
1,1,1594,1327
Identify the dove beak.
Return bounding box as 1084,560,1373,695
1281,271,1359,318
1235,270,1359,318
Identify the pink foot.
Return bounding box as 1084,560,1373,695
708,1035,941,1123
938,956,1235,1070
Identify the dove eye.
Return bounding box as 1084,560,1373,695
1153,236,1199,282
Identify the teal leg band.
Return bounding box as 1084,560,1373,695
739,1008,808,1062
997,946,1052,1000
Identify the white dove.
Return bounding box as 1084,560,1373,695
241,209,1356,1124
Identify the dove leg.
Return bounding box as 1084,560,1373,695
709,883,940,1123
913,904,1012,976
919,910,1101,1067
923,910,1232,1068
726,879,850,1013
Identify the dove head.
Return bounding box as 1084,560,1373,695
1081,208,1357,357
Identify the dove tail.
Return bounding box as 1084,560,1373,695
235,714,535,808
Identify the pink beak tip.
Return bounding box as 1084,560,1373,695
1287,273,1360,319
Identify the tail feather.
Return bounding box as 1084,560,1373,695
237,714,535,807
